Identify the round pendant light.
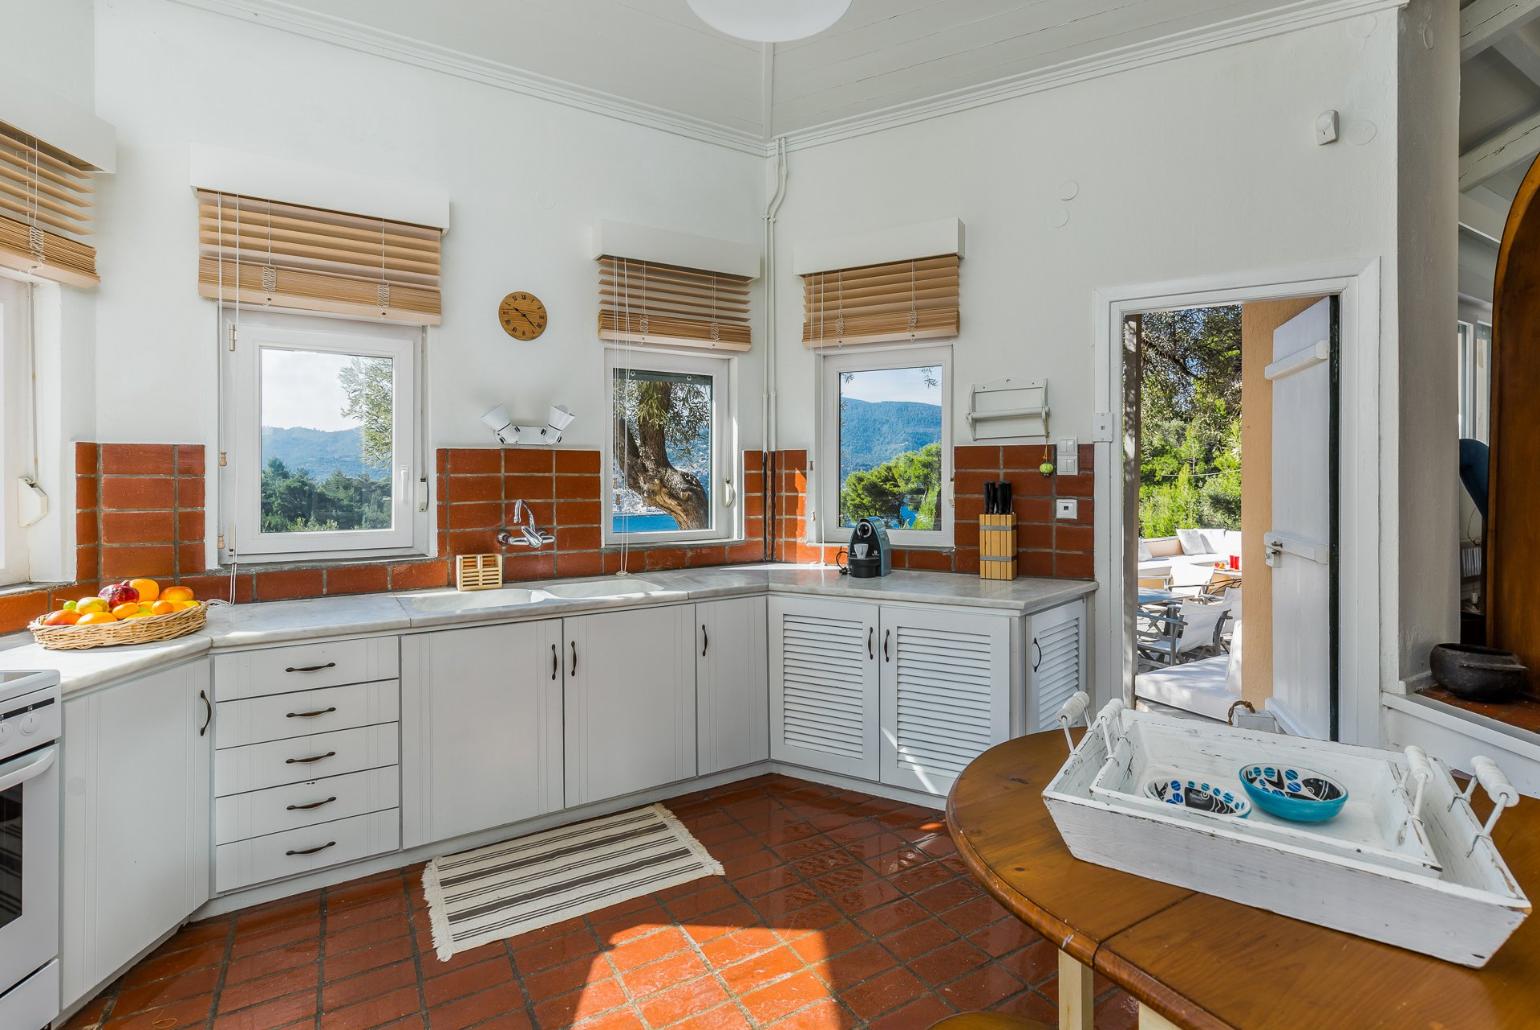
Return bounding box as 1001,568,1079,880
686,0,853,42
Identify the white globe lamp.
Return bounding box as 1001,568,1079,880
686,0,853,43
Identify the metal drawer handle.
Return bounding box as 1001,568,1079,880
285,662,337,673
551,643,558,680
702,625,709,657
867,626,874,660
286,841,336,857
286,706,338,719
285,751,336,765
287,796,337,812
199,690,211,737
883,629,891,662
1033,638,1042,671
570,640,577,676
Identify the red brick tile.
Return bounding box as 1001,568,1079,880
1056,524,1093,553
0,588,48,633
179,477,206,507
178,509,206,543
253,568,325,601
1094,988,1141,1030
555,450,601,474
325,563,391,596
1055,551,1094,579
101,544,177,579
100,476,175,509
390,559,450,591
75,441,98,474
448,448,502,474
75,510,98,546
76,473,98,509
555,474,601,501
907,938,989,988
446,474,503,503
953,445,1001,470
556,550,607,577
501,553,557,582
100,443,176,475
1001,445,1052,471
102,510,176,544
177,445,206,475
447,501,503,531
556,525,602,551
506,449,555,474
637,974,730,1027
901,549,953,573
506,473,555,499
556,499,602,525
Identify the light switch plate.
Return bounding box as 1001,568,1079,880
1056,498,1078,520
1056,438,1078,476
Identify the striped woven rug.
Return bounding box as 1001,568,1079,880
421,804,723,960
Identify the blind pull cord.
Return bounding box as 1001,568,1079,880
909,258,918,336
377,220,390,314
26,138,44,265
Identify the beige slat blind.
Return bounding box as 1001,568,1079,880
802,254,959,348
0,121,98,287
197,190,442,326
598,256,751,352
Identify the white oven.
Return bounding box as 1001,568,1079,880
0,671,61,1029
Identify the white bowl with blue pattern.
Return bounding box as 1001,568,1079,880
1142,774,1252,818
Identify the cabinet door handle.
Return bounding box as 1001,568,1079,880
286,841,336,857
285,751,336,765
701,625,709,657
570,641,578,677
285,662,337,674
867,626,874,660
551,643,558,680
287,796,337,812
286,706,337,719
198,690,211,737
1033,638,1042,671
883,629,891,663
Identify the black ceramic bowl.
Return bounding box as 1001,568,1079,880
1430,643,1527,701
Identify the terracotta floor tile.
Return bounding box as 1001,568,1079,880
104,995,214,1029
606,925,691,971
573,1007,646,1030
865,992,954,1030
767,998,857,1029
636,973,731,1027
218,964,320,1014
718,945,808,994
320,984,422,1028
1095,987,1142,1030
533,976,628,1028
522,953,612,1002
852,898,929,937
325,934,416,981
211,990,318,1029
701,925,782,968
112,965,221,1014
990,988,1058,1024
907,938,990,988
839,966,927,1021
739,970,830,1024
671,1002,753,1030
912,878,983,919
620,948,709,998
223,937,320,985
936,962,1025,1011
326,912,411,956
119,938,226,986
514,926,603,974
322,958,418,1011
882,918,960,962
429,982,528,1030
422,954,518,1007
806,939,896,988
996,938,1059,986
785,920,870,965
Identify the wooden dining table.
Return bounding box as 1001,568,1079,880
946,731,1540,1029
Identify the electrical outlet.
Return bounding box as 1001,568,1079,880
1056,438,1078,476
1056,498,1079,520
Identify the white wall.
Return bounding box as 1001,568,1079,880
89,0,766,455
3,0,94,110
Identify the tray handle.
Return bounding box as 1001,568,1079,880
1461,755,1520,855
1057,691,1090,754
1096,698,1126,755
1403,745,1433,820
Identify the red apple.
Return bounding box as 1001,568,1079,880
99,581,140,607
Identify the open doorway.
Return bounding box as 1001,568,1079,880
1125,295,1340,739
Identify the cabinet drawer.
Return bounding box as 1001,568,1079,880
215,809,399,893
215,766,400,845
215,723,398,796
215,680,400,750
214,638,399,701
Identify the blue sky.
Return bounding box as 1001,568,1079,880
840,365,942,406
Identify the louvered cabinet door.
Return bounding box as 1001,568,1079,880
878,606,1010,795
1026,600,1088,731
768,596,880,779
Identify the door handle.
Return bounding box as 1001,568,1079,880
285,751,336,765
883,629,891,663
286,841,336,857
286,706,337,719
0,745,55,793
199,689,212,736
868,626,874,660
286,796,337,812
702,625,709,657
551,643,558,680
570,641,578,677
284,662,337,674
1033,638,1042,671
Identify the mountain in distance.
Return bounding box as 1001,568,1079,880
839,397,942,473
262,426,383,480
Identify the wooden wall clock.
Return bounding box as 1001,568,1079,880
499,291,548,340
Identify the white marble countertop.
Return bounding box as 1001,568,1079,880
0,565,1094,694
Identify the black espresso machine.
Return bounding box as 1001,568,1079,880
846,518,893,578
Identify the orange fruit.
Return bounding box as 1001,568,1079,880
76,597,108,614
177,600,200,610
150,600,177,616
129,578,160,602
77,612,118,625
161,585,195,604
42,610,81,626
111,603,140,619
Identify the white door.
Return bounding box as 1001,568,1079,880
879,605,1010,795
768,596,880,780
61,662,211,1007
400,620,564,849
1027,599,1088,732
564,606,696,806
697,596,769,775
1265,297,1335,739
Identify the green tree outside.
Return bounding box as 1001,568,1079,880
840,441,943,530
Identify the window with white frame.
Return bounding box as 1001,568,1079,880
819,346,951,548
606,348,733,542
1457,319,1492,444
0,276,29,585
223,311,424,562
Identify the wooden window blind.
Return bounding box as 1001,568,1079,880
802,254,959,348
598,256,751,352
0,121,98,287
197,190,442,326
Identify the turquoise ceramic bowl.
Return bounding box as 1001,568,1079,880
1239,764,1348,823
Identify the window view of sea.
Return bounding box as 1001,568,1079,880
611,512,681,533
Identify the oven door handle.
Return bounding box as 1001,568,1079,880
0,745,56,793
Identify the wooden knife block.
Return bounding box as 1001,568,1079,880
979,513,1017,581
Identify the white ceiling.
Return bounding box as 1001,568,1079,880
251,0,1312,139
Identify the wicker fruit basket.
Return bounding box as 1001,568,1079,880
29,602,211,651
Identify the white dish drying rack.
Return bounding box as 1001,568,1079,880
1043,693,1530,967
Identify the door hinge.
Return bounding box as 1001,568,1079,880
216,533,225,550
218,451,228,468
227,324,237,351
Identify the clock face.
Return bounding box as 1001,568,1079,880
499,291,548,341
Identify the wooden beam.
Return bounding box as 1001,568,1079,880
1462,0,1540,58
1460,109,1540,192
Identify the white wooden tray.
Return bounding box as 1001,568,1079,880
1088,714,1442,877
1043,694,1530,967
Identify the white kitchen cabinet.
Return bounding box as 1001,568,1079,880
878,604,1011,795
401,620,564,848
768,595,881,780
697,596,769,775
564,606,696,806
61,661,211,1008
1025,598,1088,732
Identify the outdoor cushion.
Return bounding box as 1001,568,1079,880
1175,528,1208,555
1137,539,1153,561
